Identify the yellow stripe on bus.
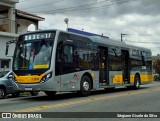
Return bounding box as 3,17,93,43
34,64,49,69
113,75,123,84
14,73,45,83
112,74,153,84
140,75,153,82
130,75,135,83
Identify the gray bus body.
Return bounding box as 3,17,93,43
10,29,152,96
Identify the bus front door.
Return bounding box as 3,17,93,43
99,47,109,85
122,50,130,84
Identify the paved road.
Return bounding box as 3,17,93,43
1,82,160,121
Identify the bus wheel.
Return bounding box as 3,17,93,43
0,88,6,99
44,91,56,97
78,76,91,97
134,75,140,89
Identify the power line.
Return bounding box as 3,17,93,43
151,49,159,50
19,0,25,2
22,0,110,13
124,40,160,44
18,0,107,11
21,0,137,15
56,0,137,15
38,0,137,14
125,34,160,37
18,0,65,10
19,0,32,2
136,34,160,37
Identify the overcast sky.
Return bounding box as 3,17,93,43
16,0,160,55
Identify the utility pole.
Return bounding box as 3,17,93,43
121,33,127,41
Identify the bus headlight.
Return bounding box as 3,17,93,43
41,72,52,83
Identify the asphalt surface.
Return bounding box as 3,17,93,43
1,81,160,121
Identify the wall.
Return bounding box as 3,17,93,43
17,19,34,34
0,34,17,68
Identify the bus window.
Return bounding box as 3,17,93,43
109,48,122,71
64,45,73,63
141,51,146,66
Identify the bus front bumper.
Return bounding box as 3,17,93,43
12,81,59,92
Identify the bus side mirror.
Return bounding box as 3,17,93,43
5,44,9,56
5,40,16,57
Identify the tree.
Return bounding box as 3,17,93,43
153,59,160,80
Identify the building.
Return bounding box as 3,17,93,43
0,0,44,69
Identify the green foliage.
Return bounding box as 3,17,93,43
153,59,160,81
153,59,160,74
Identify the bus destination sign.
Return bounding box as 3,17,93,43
24,33,53,41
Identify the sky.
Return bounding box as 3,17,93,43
16,0,160,56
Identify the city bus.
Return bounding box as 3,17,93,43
6,29,153,97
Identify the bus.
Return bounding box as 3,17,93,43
5,29,153,97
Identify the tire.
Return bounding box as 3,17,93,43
0,88,6,99
30,91,39,96
44,91,56,97
134,75,140,89
78,76,91,97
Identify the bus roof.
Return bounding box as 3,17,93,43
67,28,109,38
89,36,151,52
20,29,151,52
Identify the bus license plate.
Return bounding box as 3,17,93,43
25,87,32,91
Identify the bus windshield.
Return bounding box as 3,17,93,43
13,33,55,70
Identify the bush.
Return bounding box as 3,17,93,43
154,74,160,81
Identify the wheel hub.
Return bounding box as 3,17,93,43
83,81,89,91
136,79,139,87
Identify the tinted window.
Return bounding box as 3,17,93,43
55,32,93,75
64,45,73,63
109,48,122,71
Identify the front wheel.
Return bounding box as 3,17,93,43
0,88,6,99
44,91,56,97
78,76,91,97
134,75,140,89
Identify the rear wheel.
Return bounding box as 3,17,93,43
0,88,6,99
78,76,91,97
44,91,56,97
134,75,140,89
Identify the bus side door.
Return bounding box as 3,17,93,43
122,50,130,84
56,41,78,91
99,47,109,85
